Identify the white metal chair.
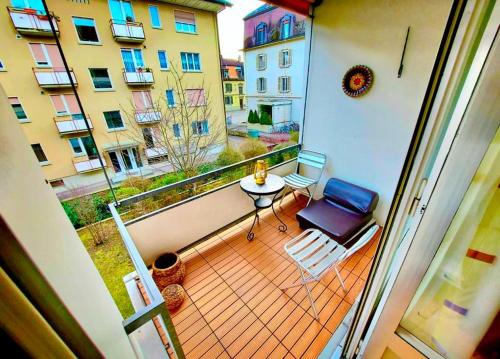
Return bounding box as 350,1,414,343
279,149,326,207
281,225,380,319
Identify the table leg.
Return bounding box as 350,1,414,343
247,207,259,241
272,192,288,233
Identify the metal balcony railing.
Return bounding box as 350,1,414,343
54,115,92,135
72,155,105,173
7,6,59,36
134,108,162,124
110,19,145,42
122,68,155,86
109,144,300,358
33,67,77,88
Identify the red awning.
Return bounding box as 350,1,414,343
262,0,318,16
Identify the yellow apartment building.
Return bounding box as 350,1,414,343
221,57,245,112
0,0,229,198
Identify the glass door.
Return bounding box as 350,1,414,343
399,128,499,358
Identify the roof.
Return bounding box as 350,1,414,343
243,3,277,20
221,58,243,67
157,0,232,13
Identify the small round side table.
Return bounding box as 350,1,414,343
240,174,288,241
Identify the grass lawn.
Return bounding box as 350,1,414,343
78,221,135,319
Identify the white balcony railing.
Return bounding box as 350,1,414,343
73,156,105,173
8,7,59,36
33,67,77,88
110,19,145,42
135,109,161,124
54,115,92,135
145,147,168,159
123,70,154,86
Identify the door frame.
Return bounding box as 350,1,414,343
356,2,499,357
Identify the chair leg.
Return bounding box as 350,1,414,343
279,185,289,206
299,266,319,320
334,265,347,292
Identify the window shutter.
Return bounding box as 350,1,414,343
45,44,64,68
278,77,282,92
8,97,20,105
50,95,66,113
174,10,195,25
65,94,80,114
132,91,146,111
288,50,292,66
29,43,48,64
186,89,205,106
279,51,283,67
287,77,291,92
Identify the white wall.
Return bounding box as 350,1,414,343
302,0,453,221
127,160,296,265
245,38,307,123
0,85,136,358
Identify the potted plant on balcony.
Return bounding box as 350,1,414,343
152,252,185,291
126,15,134,23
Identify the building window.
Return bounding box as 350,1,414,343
180,52,201,72
31,144,48,163
121,48,144,72
255,23,267,45
49,179,65,188
174,10,196,33
238,84,243,95
132,90,153,111
224,96,233,105
236,68,243,79
8,97,28,122
173,123,181,138
29,43,59,67
158,50,168,70
186,89,205,106
72,17,99,44
50,94,80,116
109,0,135,22
279,49,292,68
222,69,229,78
279,76,291,93
89,68,113,89
142,128,155,148
166,90,175,107
225,83,232,93
280,15,293,40
108,147,142,173
256,54,266,71
192,120,208,136
103,110,124,129
69,136,97,158
11,0,45,13
148,5,161,28
257,77,267,93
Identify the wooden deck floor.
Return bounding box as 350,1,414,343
170,195,380,358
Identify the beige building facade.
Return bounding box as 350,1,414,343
0,0,228,197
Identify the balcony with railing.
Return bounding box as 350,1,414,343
110,19,145,43
7,7,59,36
123,68,154,86
73,155,105,173
54,115,92,135
145,146,168,159
33,67,77,89
135,108,162,124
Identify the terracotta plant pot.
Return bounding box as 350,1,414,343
152,252,185,291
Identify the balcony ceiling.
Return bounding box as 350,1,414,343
262,0,322,16
158,0,232,12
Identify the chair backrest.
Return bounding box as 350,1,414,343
339,225,379,262
297,150,327,177
323,178,379,215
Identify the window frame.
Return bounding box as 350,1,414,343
174,10,197,34
279,49,292,68
28,43,52,68
0,59,6,71
191,119,209,136
31,143,49,165
180,52,201,72
108,0,135,22
103,110,125,131
279,15,293,40
278,76,291,93
173,123,181,138
256,53,267,71
158,50,169,70
72,17,101,45
225,83,232,93
8,97,29,123
148,5,162,29
68,137,86,156
165,89,176,107
121,48,145,72
257,77,267,93
88,68,114,91
255,22,267,45
224,96,233,105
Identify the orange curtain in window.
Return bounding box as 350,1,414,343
174,10,195,24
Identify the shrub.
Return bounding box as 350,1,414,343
216,146,244,166
147,172,186,190
240,139,268,159
290,130,299,143
247,110,257,124
92,193,112,221
115,187,141,201
259,111,273,126
123,176,151,192
62,201,82,228
197,162,218,174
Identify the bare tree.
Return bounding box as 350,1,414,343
122,63,227,177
